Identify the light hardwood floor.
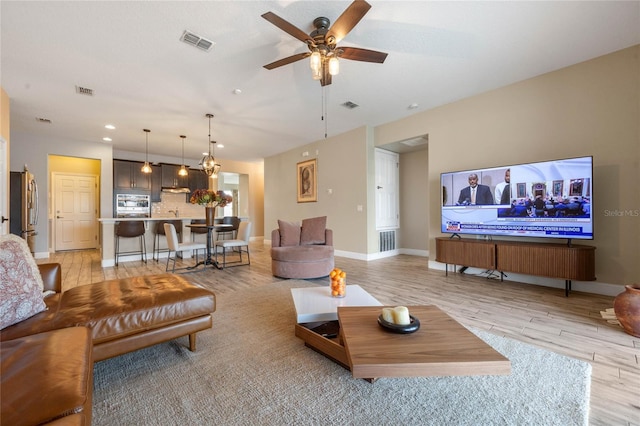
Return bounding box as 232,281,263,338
40,243,639,426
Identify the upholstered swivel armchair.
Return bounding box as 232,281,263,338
270,216,334,279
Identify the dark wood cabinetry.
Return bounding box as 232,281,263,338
435,237,596,295
160,164,189,189
188,168,208,194
150,165,162,202
113,160,151,191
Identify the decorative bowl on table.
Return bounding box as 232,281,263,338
377,314,420,334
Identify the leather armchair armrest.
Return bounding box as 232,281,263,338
38,263,62,293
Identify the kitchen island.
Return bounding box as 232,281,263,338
98,217,208,267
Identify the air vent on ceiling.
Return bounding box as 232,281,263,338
35,117,52,124
76,86,94,96
181,30,215,52
401,135,428,147
341,101,359,110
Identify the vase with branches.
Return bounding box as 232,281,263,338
190,189,232,225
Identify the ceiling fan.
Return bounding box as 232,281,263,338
262,0,388,86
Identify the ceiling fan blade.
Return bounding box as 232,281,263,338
263,52,310,70
326,0,372,44
339,47,388,63
262,11,313,44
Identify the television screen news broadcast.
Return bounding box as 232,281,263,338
441,156,593,240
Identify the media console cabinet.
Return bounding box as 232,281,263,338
435,237,596,296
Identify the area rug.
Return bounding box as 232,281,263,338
92,281,591,425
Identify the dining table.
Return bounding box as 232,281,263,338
186,223,233,269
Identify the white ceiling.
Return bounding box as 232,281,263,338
2,1,639,164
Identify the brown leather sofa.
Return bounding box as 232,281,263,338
1,327,93,425
1,263,216,362
1,263,216,425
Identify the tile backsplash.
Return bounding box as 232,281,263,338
151,192,207,218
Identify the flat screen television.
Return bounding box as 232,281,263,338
440,156,593,241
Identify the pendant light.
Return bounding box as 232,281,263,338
178,135,188,177
199,113,221,177
141,129,152,174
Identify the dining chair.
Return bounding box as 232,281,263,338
153,220,183,261
213,221,252,268
164,223,207,273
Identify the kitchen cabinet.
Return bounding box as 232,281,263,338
161,164,189,189
189,168,209,194
151,165,162,202
113,160,151,191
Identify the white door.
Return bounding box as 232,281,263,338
375,149,399,230
0,138,7,235
54,173,98,250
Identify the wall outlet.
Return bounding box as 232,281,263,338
357,205,363,212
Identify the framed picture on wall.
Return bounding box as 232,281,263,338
297,159,317,203
553,180,563,197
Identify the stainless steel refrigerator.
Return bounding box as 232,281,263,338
10,168,39,253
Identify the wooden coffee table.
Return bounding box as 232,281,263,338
338,306,511,379
293,293,510,381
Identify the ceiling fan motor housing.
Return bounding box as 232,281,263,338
311,17,333,47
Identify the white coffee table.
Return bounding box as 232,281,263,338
290,285,382,323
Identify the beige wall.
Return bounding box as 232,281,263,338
376,45,639,286
49,155,101,175
265,127,372,254
266,45,639,287
399,149,429,251
1,87,9,142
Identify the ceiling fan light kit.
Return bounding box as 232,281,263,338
262,0,387,86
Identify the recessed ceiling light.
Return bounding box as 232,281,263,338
408,103,419,110
102,137,112,142
105,124,116,130
233,89,242,95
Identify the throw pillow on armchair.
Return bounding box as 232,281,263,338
300,216,327,245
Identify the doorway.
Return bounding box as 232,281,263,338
375,148,399,230
49,155,101,251
53,173,98,250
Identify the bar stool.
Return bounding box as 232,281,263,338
190,219,209,243
217,216,240,240
153,220,183,261
115,221,147,266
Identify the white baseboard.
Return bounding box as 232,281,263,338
34,251,50,259
428,260,624,297
334,248,429,261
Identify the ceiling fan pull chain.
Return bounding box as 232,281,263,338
323,86,328,139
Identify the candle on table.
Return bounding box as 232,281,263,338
393,306,411,325
381,308,395,323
